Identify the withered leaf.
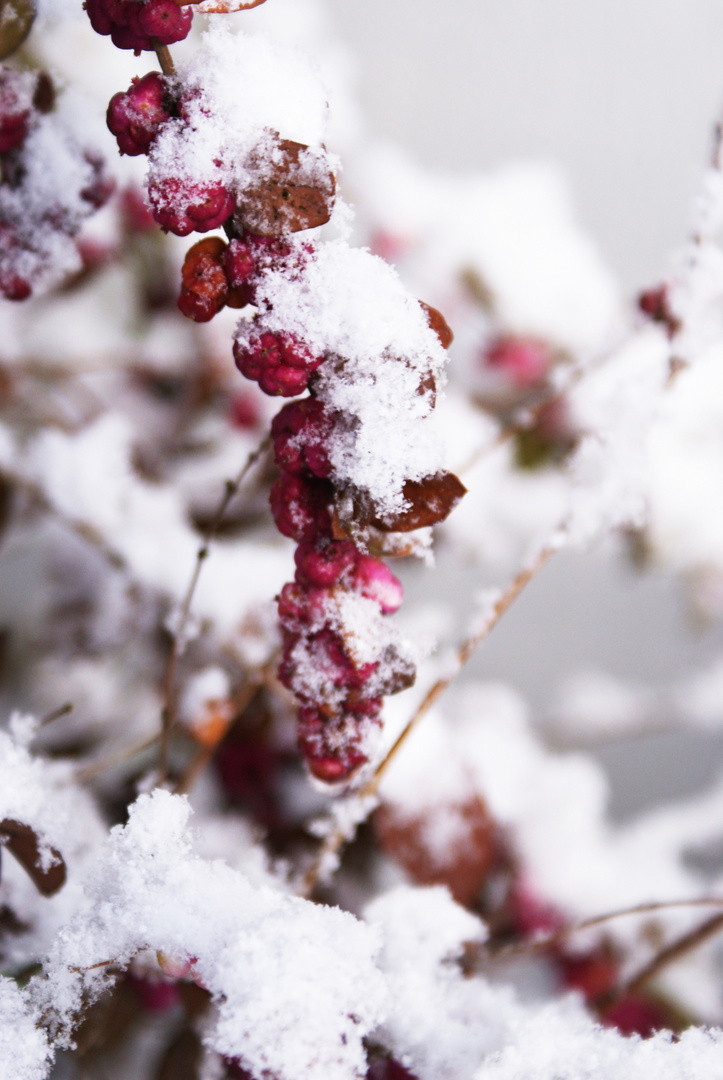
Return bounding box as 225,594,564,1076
0,0,35,60
373,471,467,532
419,300,453,350
237,136,336,236
0,818,66,896
375,794,498,907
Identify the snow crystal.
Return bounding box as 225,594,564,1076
477,1000,723,1080
0,978,52,1080
37,791,388,1080
149,23,332,197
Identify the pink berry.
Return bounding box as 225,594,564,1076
138,0,193,44
484,335,553,387
296,707,369,784
234,329,323,398
269,473,332,542
149,176,235,236
294,539,358,589
107,72,170,157
0,70,34,155
353,555,403,613
271,397,332,477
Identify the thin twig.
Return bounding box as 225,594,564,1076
607,911,723,1004
38,702,73,727
299,541,558,898
478,897,723,967
158,436,271,780
153,40,176,77
74,733,160,783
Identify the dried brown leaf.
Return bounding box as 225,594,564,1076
373,471,467,532
237,136,336,236
0,818,66,896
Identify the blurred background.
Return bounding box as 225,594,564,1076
322,0,723,818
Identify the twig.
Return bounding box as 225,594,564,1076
38,702,73,727
299,540,558,898
158,436,271,780
478,896,723,967
74,733,160,783
153,40,176,77
605,910,723,1005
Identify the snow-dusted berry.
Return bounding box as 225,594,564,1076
149,176,235,237
0,67,34,155
296,706,371,783
271,397,332,477
353,554,404,614
107,72,170,157
233,329,324,397
178,235,228,322
269,473,332,542
294,538,358,589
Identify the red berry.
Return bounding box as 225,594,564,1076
296,707,369,784
177,287,219,322
138,0,192,44
234,329,323,398
269,473,332,542
484,335,553,387
107,72,170,157
0,69,33,155
149,176,234,237
294,539,358,589
271,397,332,477
353,555,403,613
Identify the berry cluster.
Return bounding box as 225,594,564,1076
263,384,416,782
177,229,308,323
0,66,113,300
85,0,193,53
100,23,452,784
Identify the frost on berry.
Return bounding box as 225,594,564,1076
106,72,171,157
149,175,235,237
271,398,333,477
234,324,324,397
0,83,114,299
0,67,35,154
178,235,229,322
269,473,333,541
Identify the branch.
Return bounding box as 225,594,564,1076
477,896,723,967
158,435,271,780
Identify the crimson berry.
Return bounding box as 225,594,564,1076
234,329,323,397
149,176,235,237
296,707,369,784
107,72,170,157
271,397,332,477
294,539,358,589
177,288,219,322
353,555,403,614
269,473,332,542
484,335,553,387
138,0,192,43
0,69,34,155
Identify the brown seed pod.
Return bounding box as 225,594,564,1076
0,0,36,59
